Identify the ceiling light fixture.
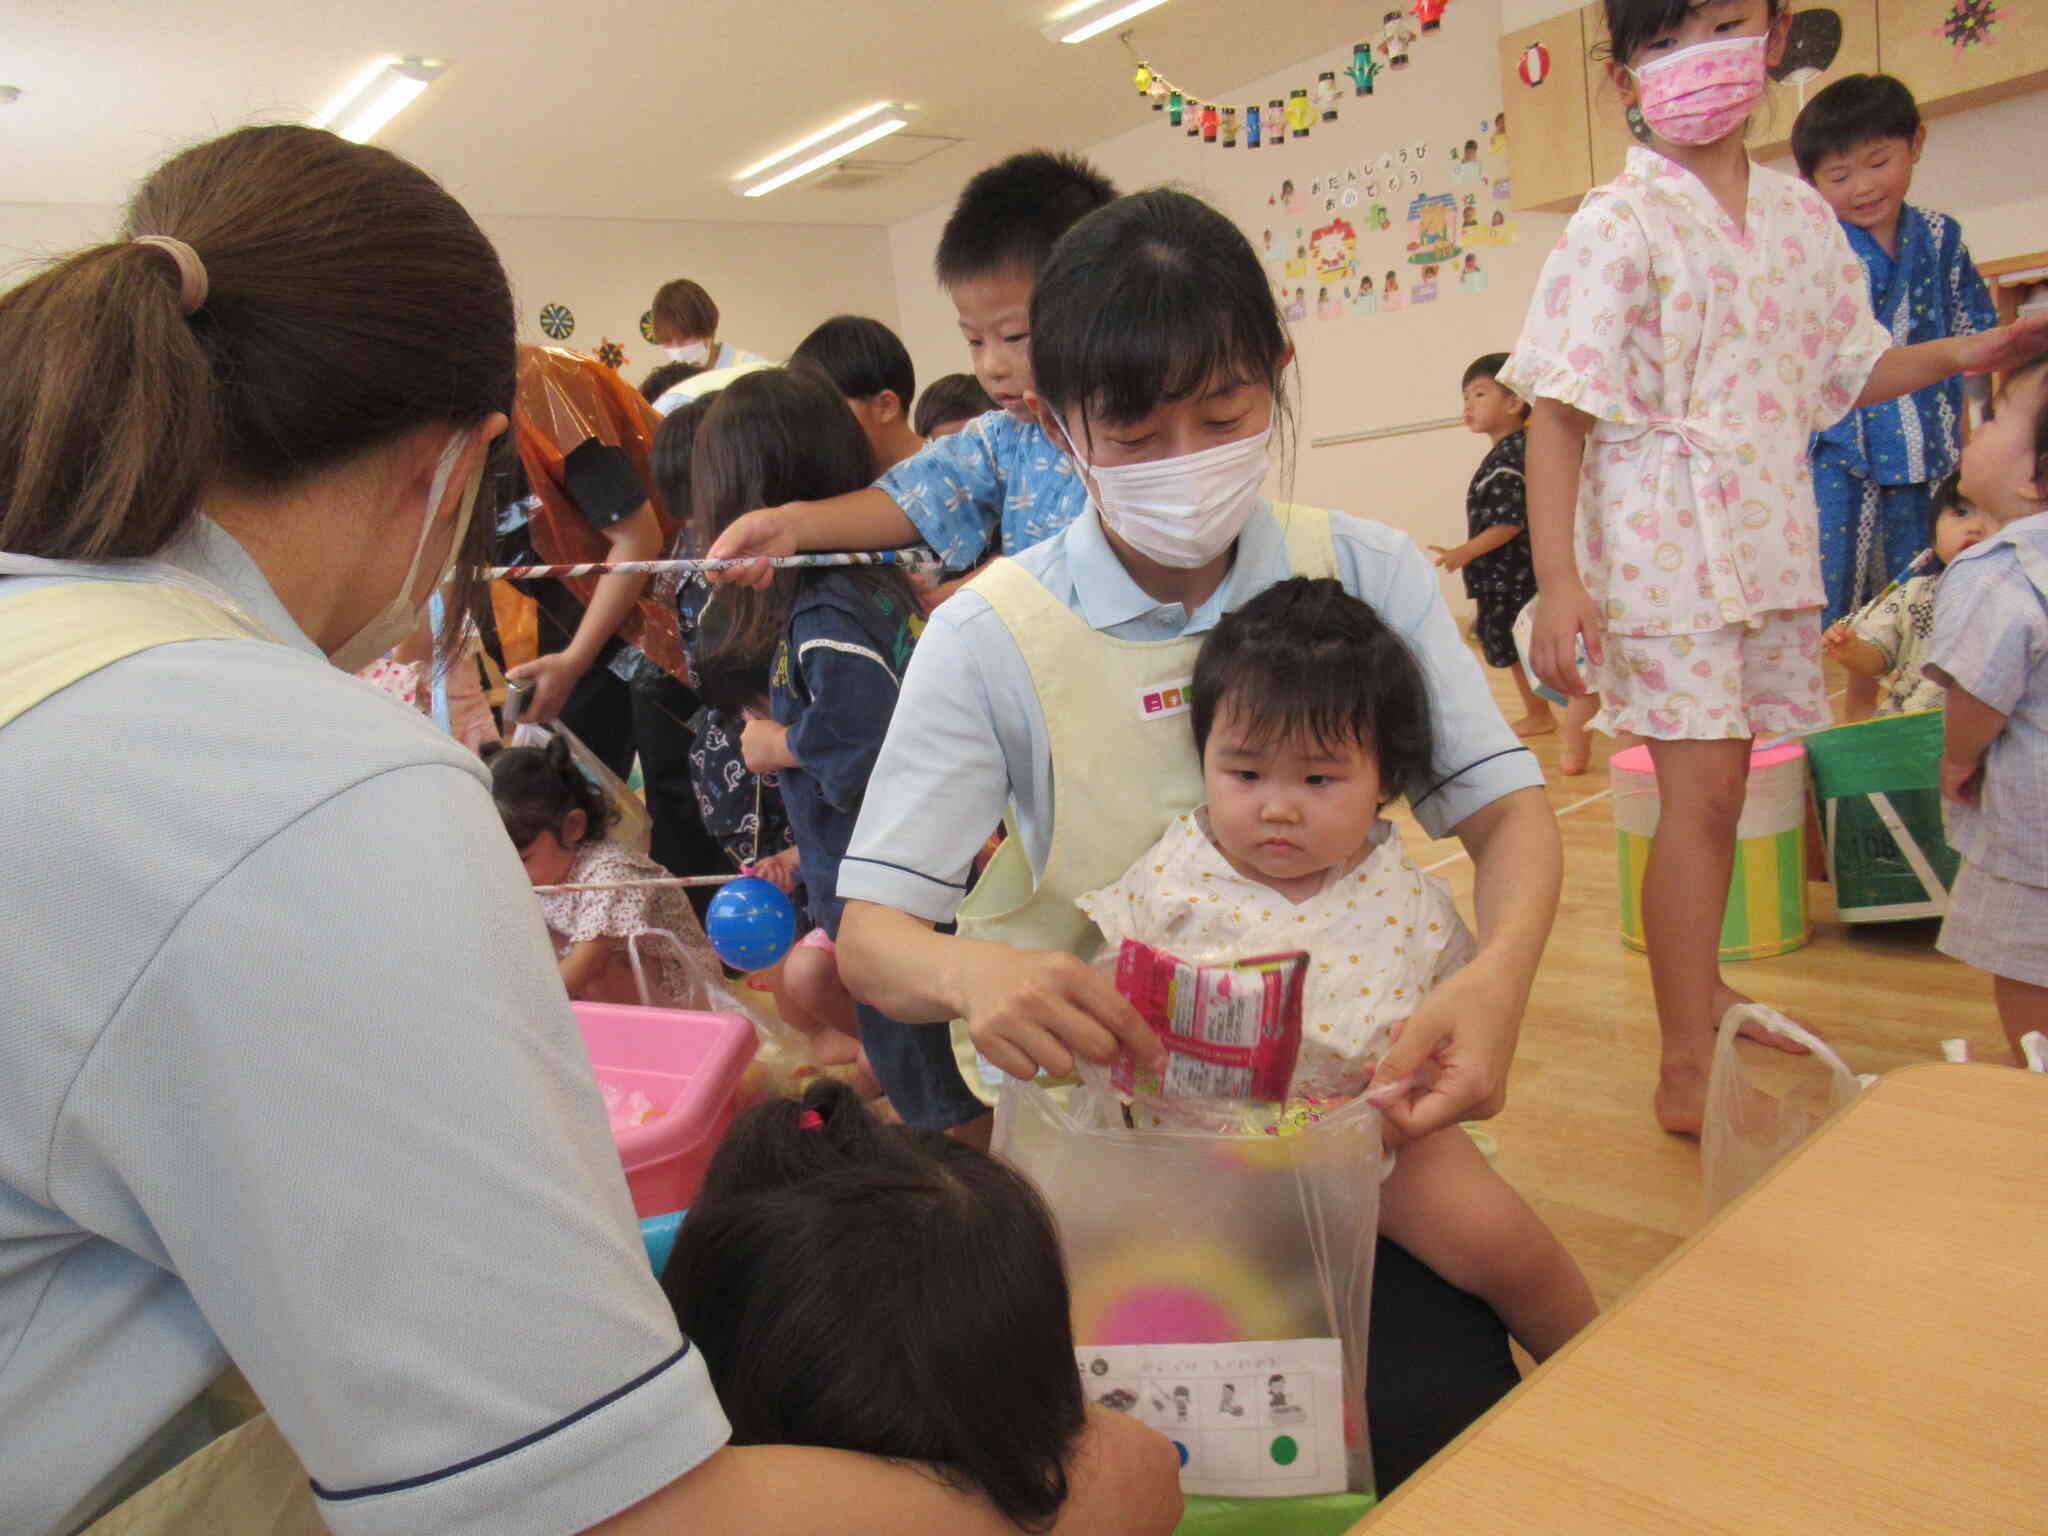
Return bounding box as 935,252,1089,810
730,102,917,198
312,57,446,144
1041,0,1171,44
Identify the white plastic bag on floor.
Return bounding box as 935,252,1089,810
1701,1005,1871,1217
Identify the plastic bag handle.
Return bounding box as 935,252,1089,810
1715,1004,1861,1095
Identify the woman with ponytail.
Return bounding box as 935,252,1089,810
0,127,1177,1536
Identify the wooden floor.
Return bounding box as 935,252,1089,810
1381,647,2008,1315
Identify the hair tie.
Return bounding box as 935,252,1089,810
132,235,209,316
797,1109,824,1131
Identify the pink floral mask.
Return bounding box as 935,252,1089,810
1629,34,1769,146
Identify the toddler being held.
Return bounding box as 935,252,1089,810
1078,578,1596,1361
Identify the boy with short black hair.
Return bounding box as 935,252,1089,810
1793,74,2000,673
708,151,1119,577
791,315,924,473
912,373,997,441
1430,355,1570,747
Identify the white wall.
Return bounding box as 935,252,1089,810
892,0,1564,616
887,2,2048,613
1,203,900,397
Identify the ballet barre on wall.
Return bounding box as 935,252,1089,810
1310,414,1466,450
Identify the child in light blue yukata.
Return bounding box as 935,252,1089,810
1793,75,1999,651
706,151,1119,590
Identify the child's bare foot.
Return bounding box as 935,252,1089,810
1510,712,1557,737
1559,738,1590,775
1713,985,1815,1055
1653,1070,1710,1137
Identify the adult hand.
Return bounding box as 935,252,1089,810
1367,957,1522,1138
505,650,589,725
1958,313,2048,376
1051,1405,1184,1535
1527,582,1603,697
749,846,801,892
705,505,800,589
956,941,1165,1083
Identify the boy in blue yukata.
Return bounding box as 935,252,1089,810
1793,74,2000,715
708,151,1118,591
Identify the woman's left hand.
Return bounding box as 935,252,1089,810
1367,956,1521,1139
505,650,588,725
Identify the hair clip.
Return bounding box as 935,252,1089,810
798,1109,824,1130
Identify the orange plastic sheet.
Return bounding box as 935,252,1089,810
512,345,688,681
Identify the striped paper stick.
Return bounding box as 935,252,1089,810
488,550,942,580
533,874,749,894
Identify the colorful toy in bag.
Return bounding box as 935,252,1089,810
997,937,1383,1525
1804,711,1961,923
1612,742,1811,961
1110,940,1306,1104
1700,1004,1872,1217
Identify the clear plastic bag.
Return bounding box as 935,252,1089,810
1700,1005,1872,1217
994,1072,1384,1499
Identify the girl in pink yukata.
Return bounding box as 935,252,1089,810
1506,0,2048,1135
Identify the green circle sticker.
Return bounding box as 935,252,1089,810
1270,1435,1299,1466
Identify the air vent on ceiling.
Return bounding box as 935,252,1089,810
810,160,893,190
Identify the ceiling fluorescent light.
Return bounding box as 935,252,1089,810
731,103,916,198
313,57,446,144
1041,0,1170,44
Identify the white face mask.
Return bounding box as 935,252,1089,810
665,341,711,366
1058,419,1273,569
327,430,483,673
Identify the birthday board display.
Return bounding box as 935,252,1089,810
1076,1339,1347,1497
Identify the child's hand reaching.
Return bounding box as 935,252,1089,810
1526,584,1604,697
1941,750,1986,804
749,846,801,892
740,711,797,773
1426,543,1467,572
705,505,799,589
1958,313,2048,377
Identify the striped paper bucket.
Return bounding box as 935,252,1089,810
1612,741,1811,961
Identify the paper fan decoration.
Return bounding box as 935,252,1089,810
1518,42,1551,87
538,303,575,339
595,338,628,370
639,310,658,343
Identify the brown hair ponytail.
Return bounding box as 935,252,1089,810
0,124,516,576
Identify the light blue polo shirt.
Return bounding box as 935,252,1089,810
0,521,726,1535
874,408,1090,571
839,502,1542,922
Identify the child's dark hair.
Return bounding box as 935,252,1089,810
1790,74,1921,179
480,736,619,850
1031,188,1293,449
912,372,997,438
790,315,915,411
1462,351,1529,415
639,360,700,403
1192,578,1436,804
688,368,918,693
933,150,1118,288
1600,0,1782,69
663,1079,1085,1532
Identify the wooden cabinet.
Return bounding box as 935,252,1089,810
1507,1,2041,212
1877,0,2048,116
1498,10,1596,212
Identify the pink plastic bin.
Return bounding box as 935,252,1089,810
574,1002,758,1218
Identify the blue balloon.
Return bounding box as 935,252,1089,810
705,876,800,971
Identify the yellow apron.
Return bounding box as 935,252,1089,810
950,507,1337,1092
0,578,326,1534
